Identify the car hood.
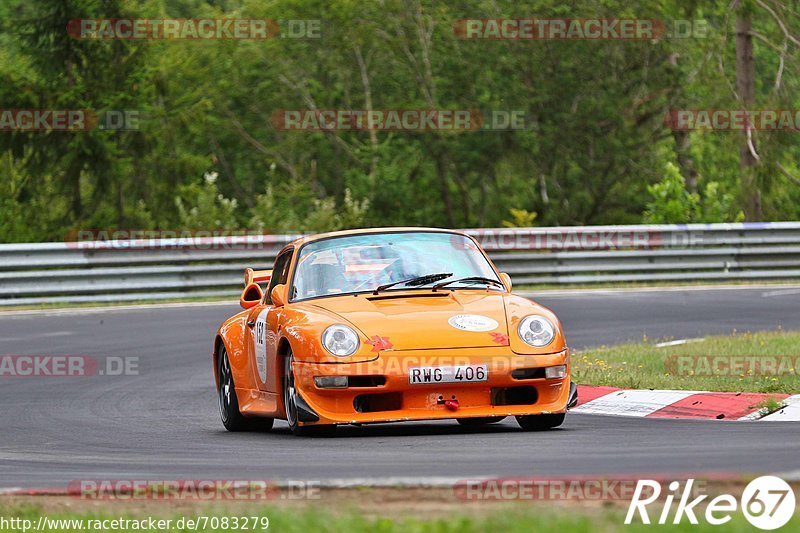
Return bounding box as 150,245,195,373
306,290,510,351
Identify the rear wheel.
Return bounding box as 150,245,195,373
283,352,336,437
516,413,565,431
456,416,506,427
218,345,274,432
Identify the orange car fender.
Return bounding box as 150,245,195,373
277,304,379,365
503,294,568,355
215,310,259,391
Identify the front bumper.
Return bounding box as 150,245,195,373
292,347,571,425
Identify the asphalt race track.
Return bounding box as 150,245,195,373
1,286,799,488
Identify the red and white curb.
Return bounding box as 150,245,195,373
574,386,800,421
758,394,800,421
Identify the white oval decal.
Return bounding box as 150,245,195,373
448,314,499,332
254,308,269,383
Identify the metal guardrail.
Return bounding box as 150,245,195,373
1,223,799,306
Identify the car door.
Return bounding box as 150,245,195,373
250,248,293,393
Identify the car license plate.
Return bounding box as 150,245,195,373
408,364,488,384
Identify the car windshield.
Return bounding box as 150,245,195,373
290,231,501,301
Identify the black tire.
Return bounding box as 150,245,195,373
456,416,506,427
515,413,565,431
218,345,274,432
283,352,336,437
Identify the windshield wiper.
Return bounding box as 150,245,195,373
373,272,453,294
432,276,504,291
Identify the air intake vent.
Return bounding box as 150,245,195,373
353,392,403,413
491,386,538,406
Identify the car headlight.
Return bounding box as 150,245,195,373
321,325,360,357
517,315,556,347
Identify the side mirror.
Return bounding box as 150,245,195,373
270,284,287,307
239,283,264,309
499,272,512,291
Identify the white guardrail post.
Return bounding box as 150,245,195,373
0,223,799,305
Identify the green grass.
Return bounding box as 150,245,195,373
2,504,799,533
574,329,800,393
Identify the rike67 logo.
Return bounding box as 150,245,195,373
626,476,796,530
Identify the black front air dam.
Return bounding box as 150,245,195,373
567,382,579,409
295,393,321,423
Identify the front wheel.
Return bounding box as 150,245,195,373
283,353,336,437
516,413,565,431
218,345,274,432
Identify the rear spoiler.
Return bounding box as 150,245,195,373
244,268,272,286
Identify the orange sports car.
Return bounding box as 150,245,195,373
213,228,577,436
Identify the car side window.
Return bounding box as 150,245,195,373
265,250,293,304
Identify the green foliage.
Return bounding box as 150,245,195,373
331,189,371,232
644,163,743,223
250,186,369,233
643,163,701,223
175,172,239,230
1,0,799,243
701,182,745,223
248,185,298,234
502,208,538,228
0,151,77,242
